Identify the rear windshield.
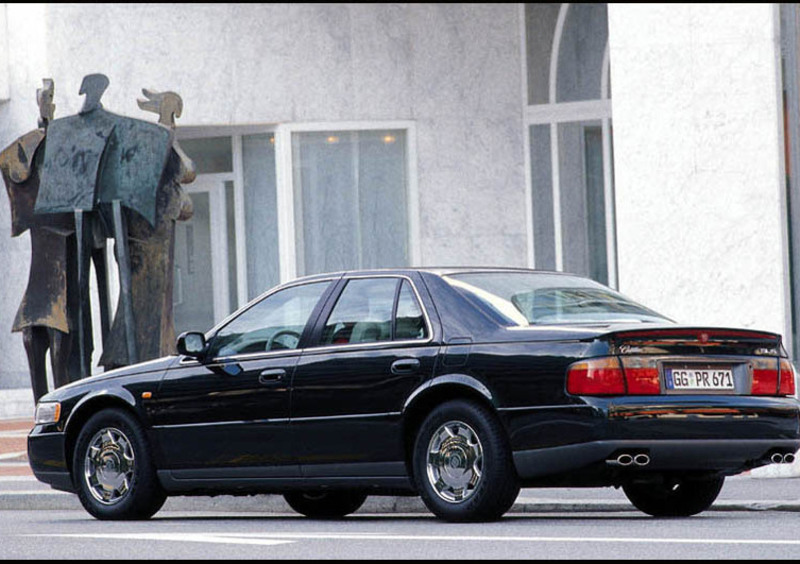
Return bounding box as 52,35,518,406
444,272,668,326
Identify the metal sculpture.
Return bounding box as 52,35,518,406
100,89,195,369
4,74,194,402
35,74,175,375
0,79,76,402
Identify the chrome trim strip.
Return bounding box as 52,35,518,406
152,411,400,430
498,405,596,413
291,412,400,423
180,349,302,366
153,418,291,430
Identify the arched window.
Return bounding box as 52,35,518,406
524,3,616,287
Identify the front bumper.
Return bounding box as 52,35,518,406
27,427,74,493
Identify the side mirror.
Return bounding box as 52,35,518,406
176,331,207,360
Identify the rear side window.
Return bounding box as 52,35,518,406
395,280,428,340
322,278,397,345
321,277,429,346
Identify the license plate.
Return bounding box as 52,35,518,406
665,367,735,391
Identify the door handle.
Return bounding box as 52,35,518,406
259,368,286,385
391,359,421,375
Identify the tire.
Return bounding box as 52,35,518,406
412,399,520,522
623,475,724,517
72,408,166,520
284,491,368,518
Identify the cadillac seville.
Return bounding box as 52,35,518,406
28,268,800,521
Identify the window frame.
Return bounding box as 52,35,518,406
274,121,420,283
306,274,434,353
174,121,420,326
520,2,618,288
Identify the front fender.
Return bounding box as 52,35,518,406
63,387,139,437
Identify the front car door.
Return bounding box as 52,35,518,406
150,278,337,481
291,273,440,481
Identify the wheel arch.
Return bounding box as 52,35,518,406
63,391,141,475
401,375,498,481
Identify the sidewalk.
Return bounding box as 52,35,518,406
3,414,800,514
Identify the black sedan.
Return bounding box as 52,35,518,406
28,268,800,522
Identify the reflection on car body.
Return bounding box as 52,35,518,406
28,268,800,521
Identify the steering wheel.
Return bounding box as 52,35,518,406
266,329,302,351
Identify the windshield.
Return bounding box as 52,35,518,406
444,272,668,326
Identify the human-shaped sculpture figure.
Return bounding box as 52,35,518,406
0,79,77,402
99,89,195,369
36,73,175,374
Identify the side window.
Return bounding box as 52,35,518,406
395,280,428,340
208,281,330,358
321,278,398,345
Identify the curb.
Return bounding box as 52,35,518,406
1,491,800,514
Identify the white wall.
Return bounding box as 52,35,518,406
608,4,790,343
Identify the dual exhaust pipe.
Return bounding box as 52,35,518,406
607,453,650,467
607,450,796,467
770,452,796,465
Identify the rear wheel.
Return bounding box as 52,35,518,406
623,475,724,517
73,408,166,520
283,491,368,518
413,399,519,522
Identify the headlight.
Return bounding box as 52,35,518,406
34,402,61,425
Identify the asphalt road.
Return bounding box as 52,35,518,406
2,509,800,560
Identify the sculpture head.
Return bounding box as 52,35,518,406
78,73,109,114
36,78,55,129
137,89,183,128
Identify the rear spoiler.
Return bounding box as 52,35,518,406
608,327,782,345
603,327,784,357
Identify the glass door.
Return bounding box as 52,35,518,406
173,174,238,335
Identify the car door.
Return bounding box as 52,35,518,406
150,278,336,479
291,274,439,479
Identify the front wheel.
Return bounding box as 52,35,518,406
284,491,368,518
413,400,520,522
72,408,166,520
623,475,724,517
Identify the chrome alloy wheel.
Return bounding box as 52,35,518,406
83,427,136,505
426,420,484,503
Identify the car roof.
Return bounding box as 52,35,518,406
287,266,580,284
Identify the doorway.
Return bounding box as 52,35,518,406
172,174,239,336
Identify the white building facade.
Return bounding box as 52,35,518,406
0,3,797,394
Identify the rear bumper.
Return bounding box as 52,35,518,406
503,395,800,484
513,438,800,483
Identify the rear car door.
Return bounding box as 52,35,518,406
291,274,440,479
150,279,335,479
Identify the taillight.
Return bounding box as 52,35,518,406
752,358,796,396
567,356,798,397
567,357,661,396
620,357,661,395
780,359,796,396
567,357,626,395
752,358,778,395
